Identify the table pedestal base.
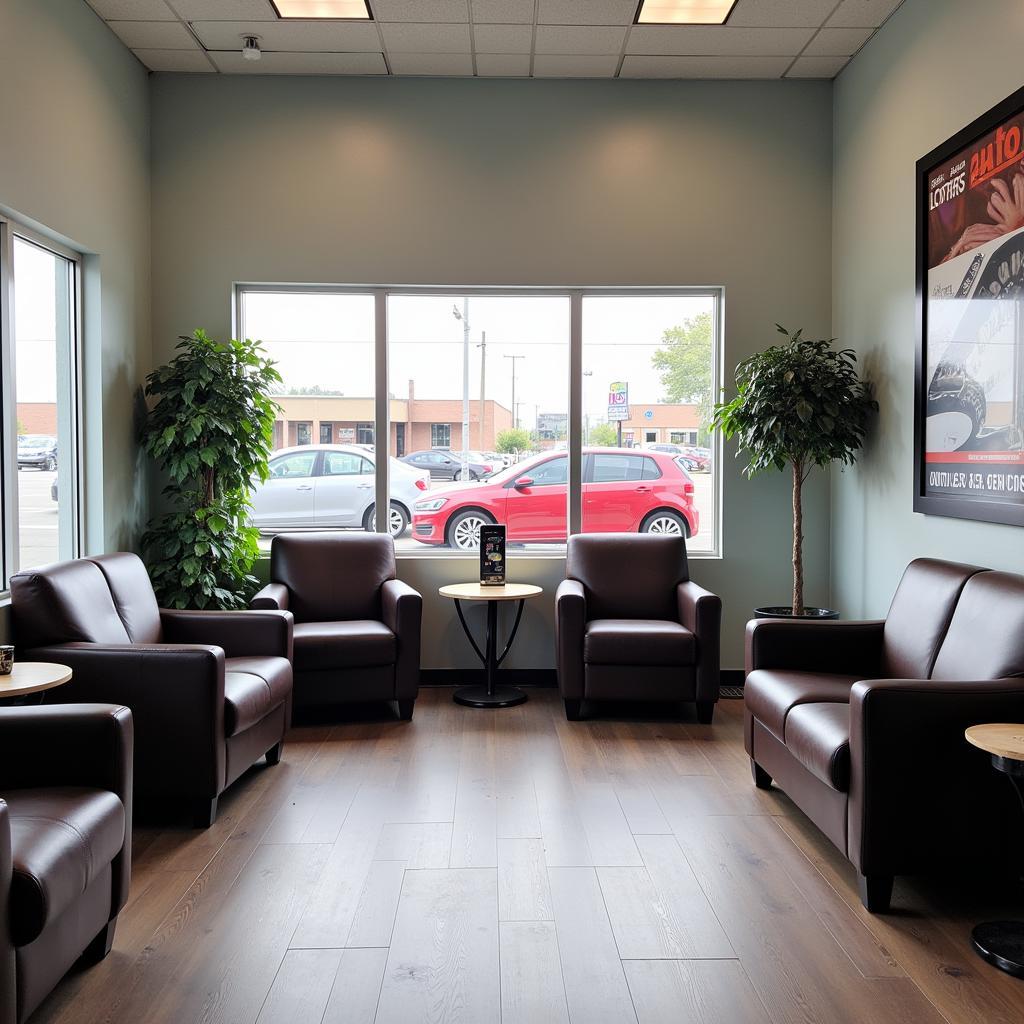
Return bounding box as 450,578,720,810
972,921,1024,978
453,684,528,709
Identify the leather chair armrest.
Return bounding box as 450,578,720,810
555,579,587,700
161,608,294,661
744,618,885,677
381,580,422,701
848,677,1024,877
0,801,14,1024
678,581,722,702
251,583,289,612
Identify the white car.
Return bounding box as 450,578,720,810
249,444,430,537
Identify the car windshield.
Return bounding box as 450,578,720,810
18,436,52,447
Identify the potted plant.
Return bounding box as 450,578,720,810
141,329,281,609
711,325,877,618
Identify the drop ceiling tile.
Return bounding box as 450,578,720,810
171,0,278,18
785,54,849,77
133,48,216,71
379,22,472,52
627,24,814,55
386,52,474,74
87,0,176,18
470,0,534,23
535,26,628,54
826,0,903,27
473,25,533,53
371,0,469,22
728,0,837,27
537,1,639,26
108,21,198,49
475,52,532,75
209,50,388,72
532,54,620,76
803,25,872,55
619,54,790,76
191,20,381,50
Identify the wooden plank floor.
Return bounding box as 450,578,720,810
30,688,1024,1024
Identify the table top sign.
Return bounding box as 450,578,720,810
479,524,506,586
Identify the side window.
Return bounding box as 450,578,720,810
591,454,644,483
641,457,662,480
528,457,567,486
269,452,317,479
323,452,370,476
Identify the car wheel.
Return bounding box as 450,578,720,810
640,509,689,538
366,502,410,538
447,509,495,550
44,456,56,472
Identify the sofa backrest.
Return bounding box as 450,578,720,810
270,532,395,622
931,570,1024,680
881,558,984,678
10,559,132,649
566,533,688,622
88,553,163,644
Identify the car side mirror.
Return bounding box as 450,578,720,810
514,476,534,489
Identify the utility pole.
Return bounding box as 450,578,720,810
453,300,470,479
504,354,525,429
478,330,486,450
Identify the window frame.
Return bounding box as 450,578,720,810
0,216,84,592
430,423,451,448
235,284,723,559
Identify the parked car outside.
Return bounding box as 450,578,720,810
648,442,710,472
412,447,698,550
401,449,495,481
17,435,57,471
249,444,429,537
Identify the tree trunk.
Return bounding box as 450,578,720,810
792,460,804,615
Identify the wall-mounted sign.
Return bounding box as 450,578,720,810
608,381,630,421
337,428,355,442
643,409,654,420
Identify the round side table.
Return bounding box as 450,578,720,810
439,583,543,709
0,662,73,705
965,723,1024,978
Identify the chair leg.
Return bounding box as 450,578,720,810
265,741,283,765
696,700,714,724
751,760,772,790
192,797,218,829
79,920,116,965
858,873,894,913
396,700,414,721
563,699,583,721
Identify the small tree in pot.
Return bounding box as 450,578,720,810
711,325,877,617
141,329,281,609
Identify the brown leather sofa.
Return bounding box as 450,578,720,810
251,533,422,719
745,558,1024,912
0,704,132,1024
555,534,721,721
10,552,294,827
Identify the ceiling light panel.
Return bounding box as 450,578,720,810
637,0,737,24
271,0,371,17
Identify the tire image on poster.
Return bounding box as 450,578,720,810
916,85,1024,526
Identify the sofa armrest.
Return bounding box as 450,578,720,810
161,608,293,661
745,618,885,677
381,580,422,701
251,583,289,612
24,644,226,801
0,801,14,1024
848,677,1024,877
555,579,587,700
678,581,722,703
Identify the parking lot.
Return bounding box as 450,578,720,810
15,467,59,569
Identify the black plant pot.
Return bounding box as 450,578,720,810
754,606,839,620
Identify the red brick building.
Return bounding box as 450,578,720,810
16,403,57,435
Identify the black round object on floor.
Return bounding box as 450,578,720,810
972,920,1024,978
453,684,528,709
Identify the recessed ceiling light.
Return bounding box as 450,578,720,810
271,0,372,18
636,0,737,24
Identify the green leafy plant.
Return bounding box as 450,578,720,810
711,325,877,614
496,427,531,453
587,422,619,447
141,329,281,609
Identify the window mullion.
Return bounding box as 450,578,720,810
373,289,389,534
568,290,583,536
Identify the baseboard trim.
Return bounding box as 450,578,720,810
420,668,744,689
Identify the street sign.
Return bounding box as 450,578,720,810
607,381,630,421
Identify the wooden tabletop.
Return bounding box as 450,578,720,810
0,662,73,699
966,724,1024,762
439,582,543,602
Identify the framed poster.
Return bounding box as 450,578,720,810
915,85,1024,526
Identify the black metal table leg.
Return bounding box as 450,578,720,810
453,599,528,709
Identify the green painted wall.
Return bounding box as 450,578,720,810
831,0,1024,617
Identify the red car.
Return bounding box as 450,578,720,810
412,447,698,550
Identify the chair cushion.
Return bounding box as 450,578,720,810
745,669,860,743
293,621,397,671
224,656,292,737
88,552,163,644
784,702,851,792
584,619,695,666
6,787,125,946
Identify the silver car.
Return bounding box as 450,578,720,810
249,444,430,537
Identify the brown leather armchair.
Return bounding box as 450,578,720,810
0,704,132,1024
555,534,721,722
745,558,1024,912
10,553,293,827
251,533,422,719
